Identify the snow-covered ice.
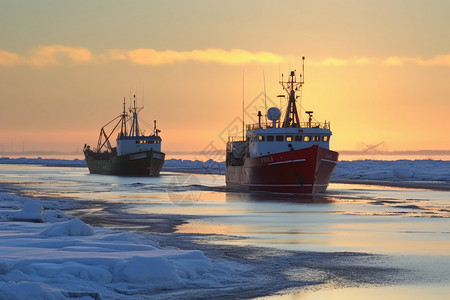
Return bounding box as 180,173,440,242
12,201,44,223
0,192,246,300
332,159,450,182
0,157,86,168
163,158,225,174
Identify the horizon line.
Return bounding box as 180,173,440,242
2,149,450,156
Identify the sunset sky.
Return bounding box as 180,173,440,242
1,0,449,158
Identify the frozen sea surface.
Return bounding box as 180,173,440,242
0,163,449,299
1,157,449,187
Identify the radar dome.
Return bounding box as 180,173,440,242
267,107,281,121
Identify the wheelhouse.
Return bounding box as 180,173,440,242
247,125,331,157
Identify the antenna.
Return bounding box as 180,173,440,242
242,70,245,140
154,120,157,135
142,87,145,109
301,56,305,84
121,96,127,136
306,111,313,128
263,70,267,123
278,64,281,82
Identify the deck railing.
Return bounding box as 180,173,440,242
228,136,246,142
246,121,330,131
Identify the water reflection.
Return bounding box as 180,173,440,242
225,190,335,204
259,285,450,300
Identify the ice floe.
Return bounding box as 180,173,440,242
0,192,246,299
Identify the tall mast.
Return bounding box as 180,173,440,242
130,95,143,136
281,57,305,128
120,97,127,137
129,94,141,137
242,70,245,140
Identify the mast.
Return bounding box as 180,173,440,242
263,71,267,123
129,94,142,137
120,97,127,137
280,57,305,128
242,70,245,140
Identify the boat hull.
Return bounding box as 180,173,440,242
226,145,338,194
84,149,165,176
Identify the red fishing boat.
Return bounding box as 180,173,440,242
226,58,338,194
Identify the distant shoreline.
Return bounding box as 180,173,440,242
338,149,450,156
1,149,450,157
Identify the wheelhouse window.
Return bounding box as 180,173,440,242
295,135,302,142
285,136,293,142
304,136,311,142
267,136,274,142
323,136,329,142
258,135,265,141
313,136,321,142
276,135,283,141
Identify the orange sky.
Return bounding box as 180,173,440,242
0,0,449,157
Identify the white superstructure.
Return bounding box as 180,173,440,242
117,136,161,156
246,124,331,158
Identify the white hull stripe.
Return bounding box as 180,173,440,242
268,159,306,166
153,153,164,159
321,159,337,164
241,183,329,187
293,159,307,163
129,153,147,160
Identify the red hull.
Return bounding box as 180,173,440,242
226,145,338,194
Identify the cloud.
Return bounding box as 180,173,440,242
0,46,93,67
383,56,408,66
29,45,94,67
1,46,283,67
189,48,284,65
0,50,22,66
108,48,285,65
1,46,450,68
383,54,450,66
126,49,186,65
311,54,450,67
